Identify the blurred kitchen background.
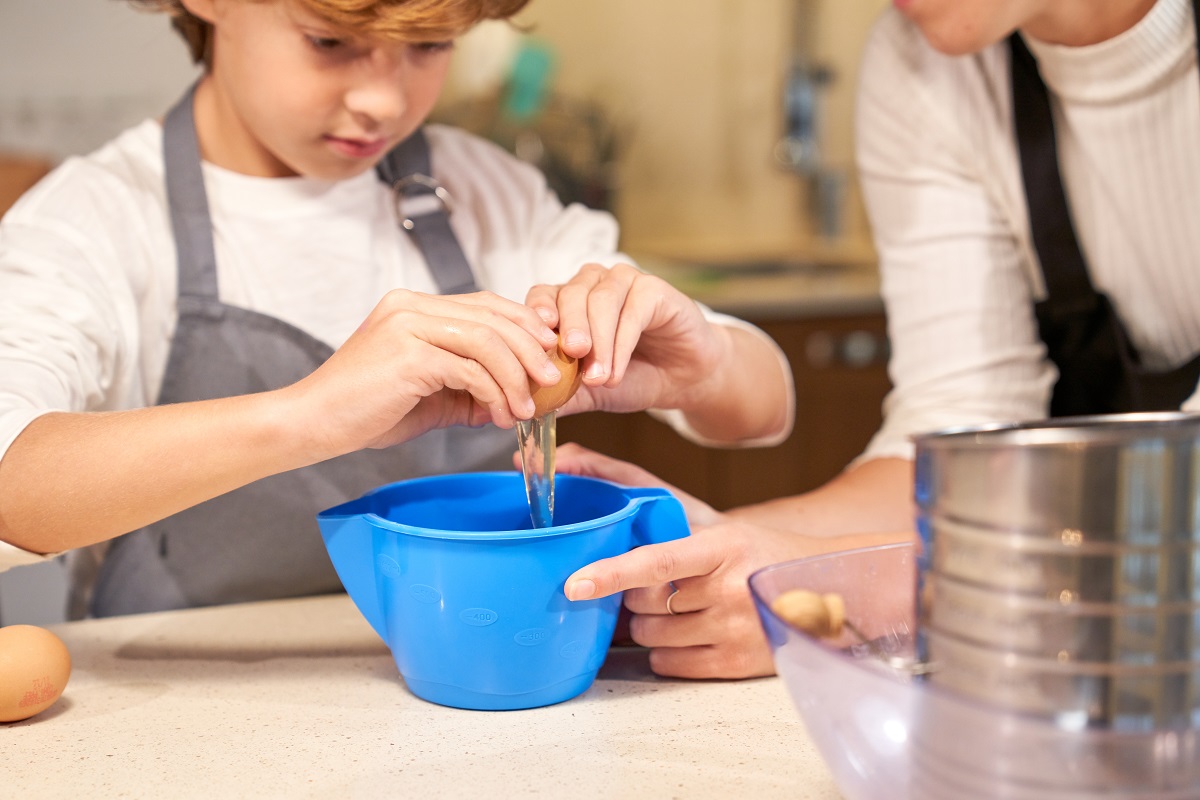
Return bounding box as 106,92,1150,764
0,0,891,624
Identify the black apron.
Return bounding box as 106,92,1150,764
88,85,515,617
1010,5,1200,416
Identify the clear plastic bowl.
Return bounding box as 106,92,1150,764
748,543,1200,800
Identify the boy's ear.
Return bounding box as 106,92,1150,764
180,0,218,25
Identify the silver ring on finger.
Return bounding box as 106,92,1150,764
665,582,681,616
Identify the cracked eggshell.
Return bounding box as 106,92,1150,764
530,341,583,416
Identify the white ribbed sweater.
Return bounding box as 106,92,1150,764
857,0,1200,461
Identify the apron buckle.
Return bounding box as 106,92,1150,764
392,174,455,231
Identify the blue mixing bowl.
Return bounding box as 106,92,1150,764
318,472,689,710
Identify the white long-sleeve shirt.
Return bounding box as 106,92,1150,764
0,120,792,573
857,0,1200,462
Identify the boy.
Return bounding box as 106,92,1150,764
0,0,793,617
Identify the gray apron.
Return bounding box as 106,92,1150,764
88,85,515,617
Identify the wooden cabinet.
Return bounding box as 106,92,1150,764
558,312,891,510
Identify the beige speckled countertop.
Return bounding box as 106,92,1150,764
3,594,841,799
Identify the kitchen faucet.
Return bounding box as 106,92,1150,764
775,0,845,240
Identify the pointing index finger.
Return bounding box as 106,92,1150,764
564,535,722,601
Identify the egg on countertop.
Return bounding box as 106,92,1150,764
0,624,72,722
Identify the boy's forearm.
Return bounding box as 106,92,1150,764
0,391,324,555
679,325,793,444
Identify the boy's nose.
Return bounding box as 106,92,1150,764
344,52,408,124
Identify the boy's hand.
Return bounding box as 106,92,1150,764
524,263,730,417
284,289,565,458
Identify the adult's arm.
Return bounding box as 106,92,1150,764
853,11,1055,463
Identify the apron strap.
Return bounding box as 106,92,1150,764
162,82,480,302
163,82,220,305
1009,32,1095,314
376,132,480,295
1009,3,1200,415
1195,0,1200,64
1012,0,1200,313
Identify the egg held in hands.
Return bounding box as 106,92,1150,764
530,341,583,416
0,624,72,722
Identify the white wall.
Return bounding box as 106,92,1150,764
503,0,887,251
0,0,200,160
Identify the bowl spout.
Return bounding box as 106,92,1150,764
317,507,387,640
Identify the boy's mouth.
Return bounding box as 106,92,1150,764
324,135,390,160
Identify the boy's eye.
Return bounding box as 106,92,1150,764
412,41,454,54
307,35,344,51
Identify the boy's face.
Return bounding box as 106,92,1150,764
190,0,455,179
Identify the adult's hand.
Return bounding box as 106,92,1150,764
567,517,818,679
553,444,814,678
553,444,913,679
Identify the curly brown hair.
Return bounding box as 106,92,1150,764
127,0,531,66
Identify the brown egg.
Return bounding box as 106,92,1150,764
770,589,847,638
0,624,71,722
530,339,583,416
821,592,846,637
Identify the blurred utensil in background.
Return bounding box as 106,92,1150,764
434,37,627,212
